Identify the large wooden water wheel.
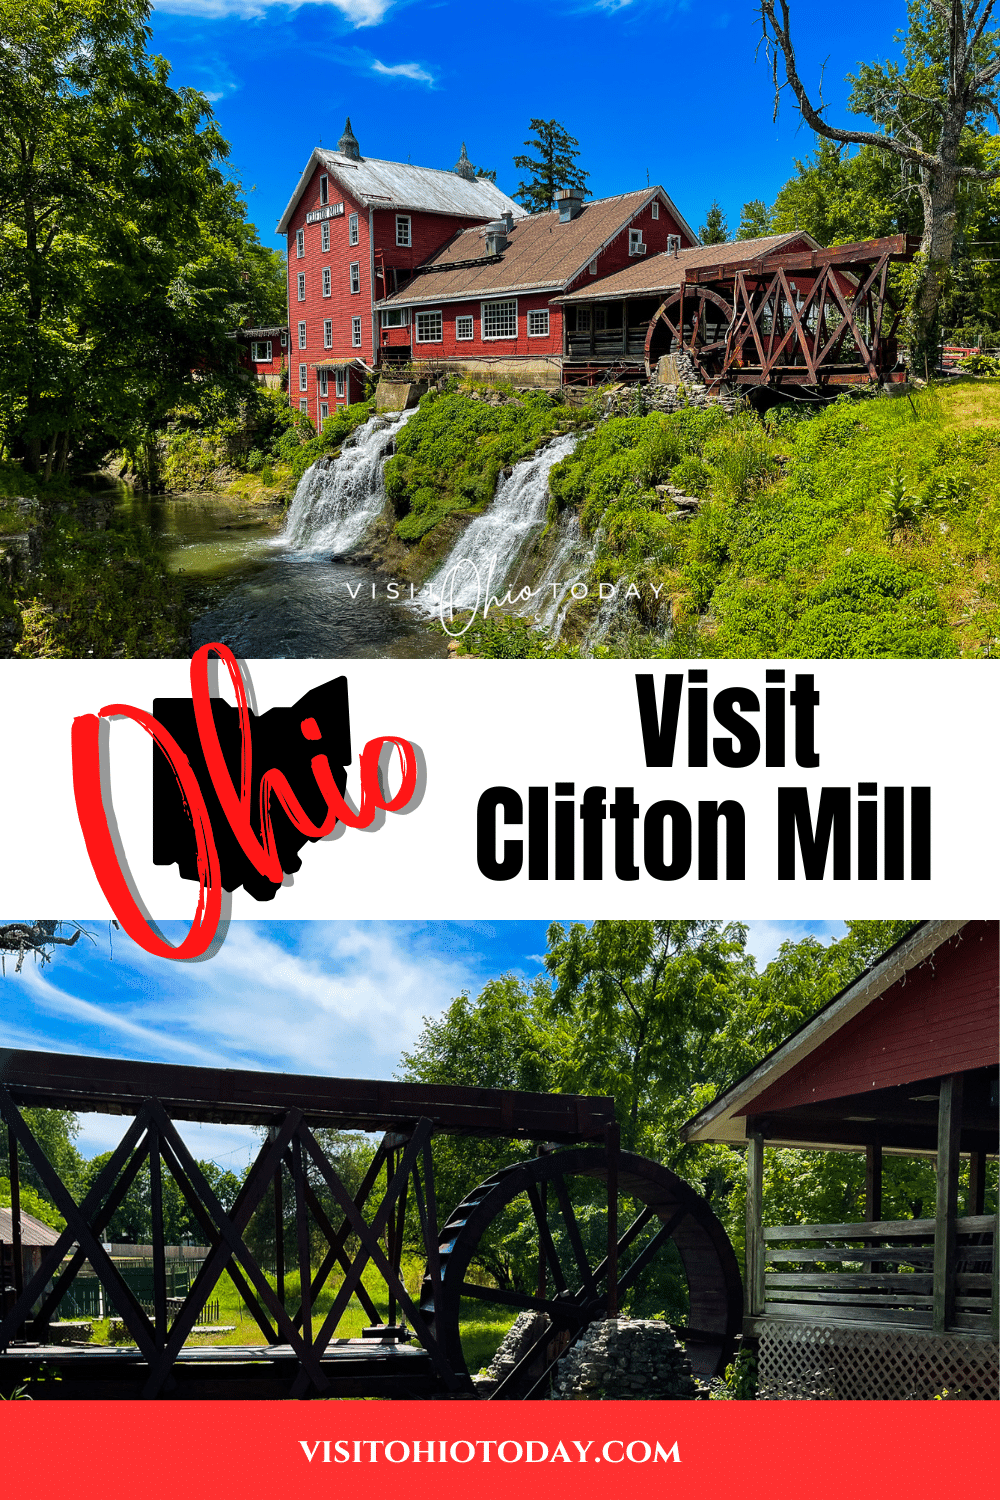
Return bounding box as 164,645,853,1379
644,286,735,384
421,1146,743,1399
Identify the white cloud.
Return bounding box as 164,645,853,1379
371,59,434,84
744,920,846,969
153,0,392,24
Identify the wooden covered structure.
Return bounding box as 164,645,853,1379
0,1048,741,1399
682,920,998,1400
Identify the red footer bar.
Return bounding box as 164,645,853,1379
3,1401,997,1497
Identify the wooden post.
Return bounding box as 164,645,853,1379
606,1121,620,1318
968,1150,986,1216
865,1143,883,1220
269,1124,284,1308
622,299,628,357
865,1143,883,1275
149,1130,167,1345
8,1121,23,1301
933,1073,963,1334
746,1132,765,1317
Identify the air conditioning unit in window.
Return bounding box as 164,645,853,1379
631,242,647,255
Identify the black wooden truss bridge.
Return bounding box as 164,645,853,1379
645,233,921,391
0,1048,742,1399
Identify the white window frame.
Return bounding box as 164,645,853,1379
588,258,598,275
297,321,306,350
298,363,308,392
380,308,410,328
396,215,411,248
651,200,659,220
481,298,517,341
299,398,309,414
349,213,359,246
319,370,328,397
251,340,272,363
352,316,362,348
319,401,329,429
335,371,346,397
629,228,644,254
296,228,304,258
322,267,332,298
297,272,305,302
320,174,329,206
323,319,333,349
527,309,549,338
349,262,360,295
280,331,288,348
321,221,330,252
414,309,443,343
455,315,474,341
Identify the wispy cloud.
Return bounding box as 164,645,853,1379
153,0,392,24
371,58,435,84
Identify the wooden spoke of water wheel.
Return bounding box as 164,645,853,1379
644,286,735,383
420,1147,743,1399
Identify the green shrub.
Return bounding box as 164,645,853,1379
957,351,1000,376
671,455,713,497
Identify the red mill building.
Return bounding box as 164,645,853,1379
276,119,697,425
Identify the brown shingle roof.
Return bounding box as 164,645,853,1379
375,189,678,308
555,232,820,302
0,1204,62,1247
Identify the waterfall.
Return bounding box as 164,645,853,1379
424,431,581,616
283,412,411,556
517,513,596,639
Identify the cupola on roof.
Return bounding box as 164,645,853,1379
337,116,361,161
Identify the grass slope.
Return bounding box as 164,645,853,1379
543,381,1000,659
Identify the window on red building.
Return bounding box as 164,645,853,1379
297,321,306,349
335,371,345,397
324,319,333,348
298,363,307,391
415,310,442,342
320,174,329,206
455,315,473,341
352,317,362,347
396,216,411,248
482,299,517,340
299,398,308,414
320,402,329,429
319,371,328,396
527,309,549,338
321,221,330,252
297,273,305,301
380,308,409,327
296,229,304,258
350,263,360,294
251,341,272,362
349,213,359,246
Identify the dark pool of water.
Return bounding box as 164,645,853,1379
118,491,442,659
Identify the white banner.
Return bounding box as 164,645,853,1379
0,658,994,929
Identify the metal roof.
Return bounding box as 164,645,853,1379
374,188,695,309
276,149,523,233
0,1204,62,1247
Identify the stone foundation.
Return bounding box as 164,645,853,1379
550,1318,700,1401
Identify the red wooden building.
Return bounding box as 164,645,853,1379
373,185,697,386
232,325,289,389
683,920,998,1399
276,122,523,426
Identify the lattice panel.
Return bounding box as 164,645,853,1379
758,1322,998,1401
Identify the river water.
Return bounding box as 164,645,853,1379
119,489,442,659
118,411,585,658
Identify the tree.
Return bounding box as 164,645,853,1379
513,119,589,213
769,136,915,244
737,198,773,238
0,0,284,477
758,0,1000,368
0,1107,85,1203
699,199,731,244
0,920,88,974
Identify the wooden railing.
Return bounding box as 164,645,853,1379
760,1214,997,1335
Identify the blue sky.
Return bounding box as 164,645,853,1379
1,919,845,1167
146,0,910,252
